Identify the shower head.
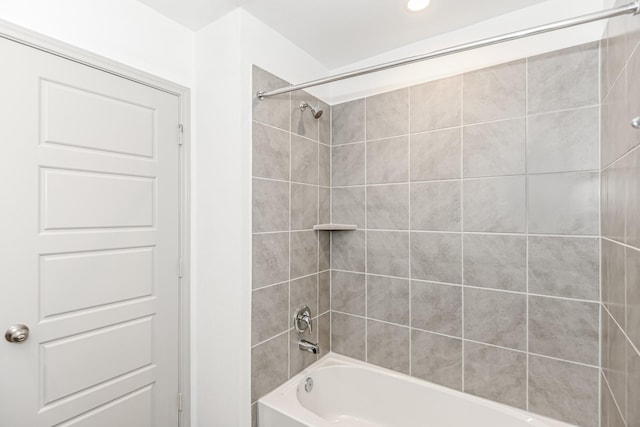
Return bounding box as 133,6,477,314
300,102,323,119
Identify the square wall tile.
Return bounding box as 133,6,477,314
367,320,410,374
627,148,640,248
527,107,599,174
331,270,366,316
601,67,631,168
252,232,289,289
604,315,627,420
251,283,289,345
332,99,365,145
463,59,525,124
319,188,330,227
529,296,599,365
602,159,626,242
317,313,330,356
367,184,409,230
331,312,365,360
463,342,526,409
528,356,599,427
411,330,462,390
291,135,318,185
600,23,610,101
410,181,461,232
627,42,640,156
367,275,409,325
410,128,461,181
463,176,526,233
411,232,462,284
627,4,640,60
600,372,612,427
332,230,366,272
252,121,290,181
528,172,599,235
528,42,599,114
291,91,318,141
366,88,409,140
410,75,462,133
290,230,317,279
411,281,462,336
319,144,330,186
628,341,640,427
464,287,526,350
367,136,409,184
332,143,365,186
602,12,626,99
318,271,330,314
318,230,330,272
332,187,365,228
252,66,290,132
290,327,318,377
290,274,318,321
251,333,288,402
319,100,331,145
290,183,317,230
367,231,410,278
253,178,289,233
463,118,525,178
463,234,526,292
528,236,600,300
627,247,640,350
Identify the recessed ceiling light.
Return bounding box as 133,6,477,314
406,0,430,12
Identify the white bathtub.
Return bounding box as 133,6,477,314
258,353,575,427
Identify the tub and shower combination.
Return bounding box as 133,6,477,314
258,354,573,427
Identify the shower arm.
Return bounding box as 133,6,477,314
257,1,640,100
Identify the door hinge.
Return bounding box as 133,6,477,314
178,392,183,412
178,124,184,146
178,259,183,279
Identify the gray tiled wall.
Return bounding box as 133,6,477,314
251,66,332,419
600,3,640,427
330,42,602,426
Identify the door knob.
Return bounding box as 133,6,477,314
5,324,29,343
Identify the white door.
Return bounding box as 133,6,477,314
0,36,181,427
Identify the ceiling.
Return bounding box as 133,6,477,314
138,0,552,68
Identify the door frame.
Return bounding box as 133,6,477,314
0,19,192,427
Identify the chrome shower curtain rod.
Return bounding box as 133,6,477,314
257,1,639,100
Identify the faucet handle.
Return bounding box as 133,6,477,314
293,305,313,335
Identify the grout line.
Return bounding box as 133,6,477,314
329,102,601,146
330,104,335,354
288,90,292,380
251,329,289,349
602,369,628,427
364,96,368,362
460,73,465,392
329,168,602,188
329,309,602,368
525,55,530,412
408,85,413,376
316,111,321,363
329,269,601,302
253,118,331,148
597,39,603,427
602,236,640,253
602,303,640,359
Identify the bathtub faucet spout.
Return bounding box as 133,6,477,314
299,339,319,354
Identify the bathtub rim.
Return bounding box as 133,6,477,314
258,352,576,427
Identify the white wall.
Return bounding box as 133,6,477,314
327,0,607,103
193,9,329,427
0,0,194,86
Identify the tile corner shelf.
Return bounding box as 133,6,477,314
313,224,357,231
